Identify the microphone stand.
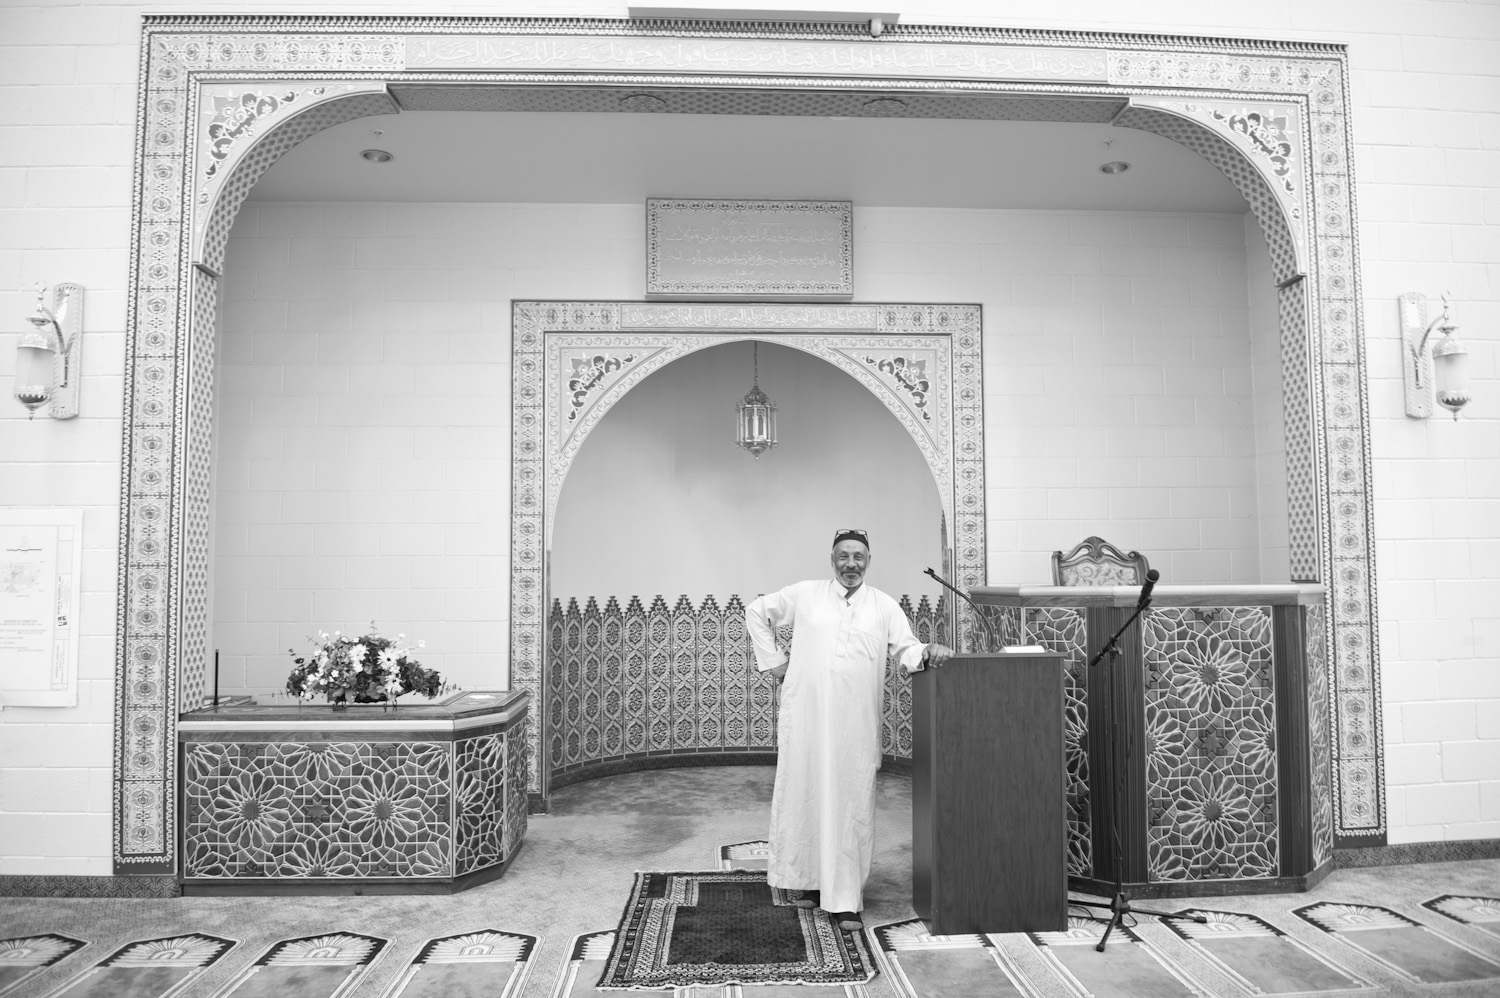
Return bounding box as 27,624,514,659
923,568,997,651
1068,586,1205,949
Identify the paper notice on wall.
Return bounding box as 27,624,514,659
0,509,82,707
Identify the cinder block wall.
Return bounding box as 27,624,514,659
0,0,1494,873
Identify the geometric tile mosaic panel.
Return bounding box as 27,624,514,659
1160,909,1372,994
0,935,87,997
1306,603,1336,868
216,932,386,998
385,930,537,998
547,593,945,780
1142,607,1279,882
1024,606,1091,878
454,733,511,878
1295,902,1500,985
35,933,234,998
182,740,453,880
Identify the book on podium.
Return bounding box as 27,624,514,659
911,651,1068,935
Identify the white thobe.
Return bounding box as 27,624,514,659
746,579,928,915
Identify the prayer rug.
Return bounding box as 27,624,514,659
596,871,876,990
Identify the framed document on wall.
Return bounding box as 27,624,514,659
646,198,854,300
0,508,83,707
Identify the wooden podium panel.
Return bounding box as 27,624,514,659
911,653,1067,935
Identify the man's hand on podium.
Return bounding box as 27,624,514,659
923,643,955,668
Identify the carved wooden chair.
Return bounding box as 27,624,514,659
1051,536,1151,586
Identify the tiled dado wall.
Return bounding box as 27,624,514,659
214,201,1278,697
545,593,947,788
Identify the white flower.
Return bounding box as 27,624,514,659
379,648,399,667
348,643,367,665
417,640,426,649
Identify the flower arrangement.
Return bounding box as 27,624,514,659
286,627,443,705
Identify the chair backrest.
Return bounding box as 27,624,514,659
1051,536,1150,586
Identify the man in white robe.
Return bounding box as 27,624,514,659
747,529,954,929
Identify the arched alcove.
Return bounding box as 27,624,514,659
114,17,1381,875
512,302,984,797
552,341,945,600
544,340,946,788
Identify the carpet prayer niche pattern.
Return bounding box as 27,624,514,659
25,932,236,998
0,935,84,996
1296,901,1500,985
4,827,1498,997
215,932,386,998
6,893,1500,997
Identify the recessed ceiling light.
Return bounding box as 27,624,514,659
1099,161,1130,174
360,149,393,163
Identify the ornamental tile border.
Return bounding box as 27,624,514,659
118,15,1378,870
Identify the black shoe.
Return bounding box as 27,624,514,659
833,911,864,930
791,889,820,909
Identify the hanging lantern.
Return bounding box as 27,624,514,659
735,342,778,459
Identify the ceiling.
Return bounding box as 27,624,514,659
248,109,1251,213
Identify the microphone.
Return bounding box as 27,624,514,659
1138,568,1160,606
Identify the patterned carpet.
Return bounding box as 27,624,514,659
2,768,1498,997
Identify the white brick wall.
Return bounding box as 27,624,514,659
858,207,1264,584
0,0,1495,870
216,202,1263,696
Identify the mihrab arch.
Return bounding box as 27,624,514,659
115,14,1380,874
516,303,983,797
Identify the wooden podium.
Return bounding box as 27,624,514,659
911,652,1067,935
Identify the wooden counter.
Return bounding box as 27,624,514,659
177,689,529,895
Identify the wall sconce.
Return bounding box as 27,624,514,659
1398,292,1471,420
13,283,84,420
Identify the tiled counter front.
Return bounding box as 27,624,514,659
970,585,1331,899
178,690,528,895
